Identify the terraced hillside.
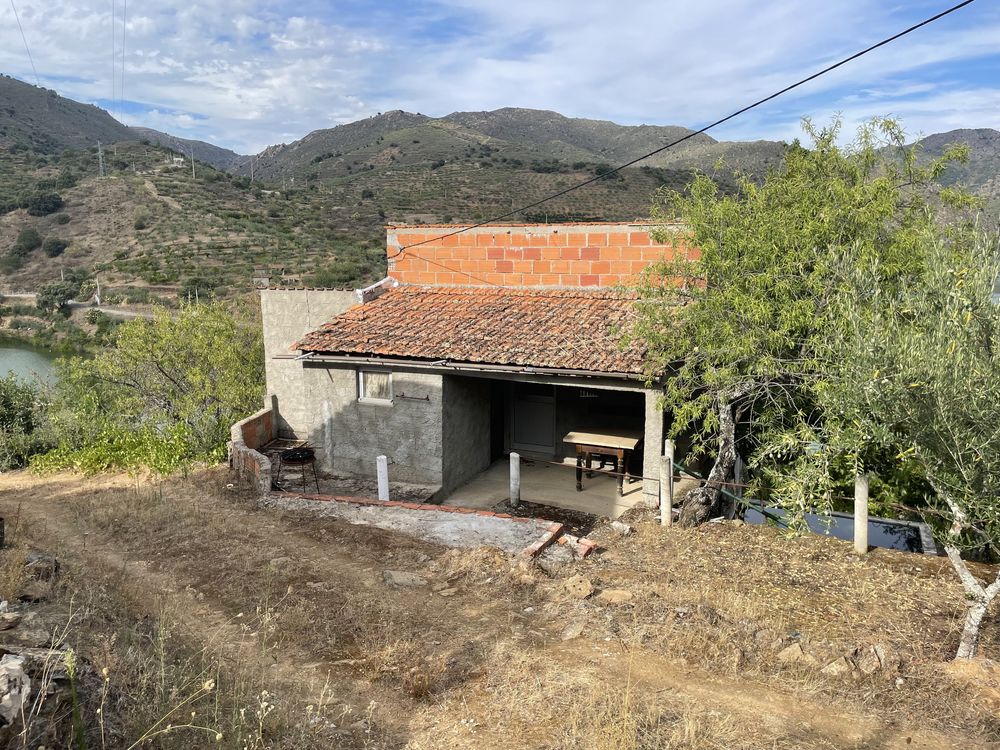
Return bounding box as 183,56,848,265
0,142,385,302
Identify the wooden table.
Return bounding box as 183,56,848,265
563,428,643,497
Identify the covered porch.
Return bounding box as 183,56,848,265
442,455,645,519
438,375,661,518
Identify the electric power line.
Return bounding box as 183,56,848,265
111,0,117,119
391,0,976,260
120,0,127,120
10,0,40,87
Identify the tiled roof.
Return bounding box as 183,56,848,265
295,286,647,375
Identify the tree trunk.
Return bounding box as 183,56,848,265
679,395,740,527
945,543,1000,659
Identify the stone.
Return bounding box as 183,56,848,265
562,575,594,600
437,588,458,597
776,643,818,666
24,552,58,580
268,556,293,569
18,580,51,604
561,621,586,641
382,570,427,588
0,614,20,631
855,646,883,675
821,657,854,677
610,521,633,536
0,654,29,726
596,589,634,605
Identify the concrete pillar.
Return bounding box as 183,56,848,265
660,439,675,526
510,452,521,507
642,389,665,508
854,474,869,554
377,455,389,501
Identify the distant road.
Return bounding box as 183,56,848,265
3,291,154,320
68,302,154,320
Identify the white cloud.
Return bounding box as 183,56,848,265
0,0,996,153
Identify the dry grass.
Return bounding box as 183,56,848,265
0,467,998,749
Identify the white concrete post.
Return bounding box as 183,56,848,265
660,439,675,526
376,455,389,502
509,452,521,507
854,474,869,554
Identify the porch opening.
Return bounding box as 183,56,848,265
441,376,650,519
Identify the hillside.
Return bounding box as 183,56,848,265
0,76,243,170
915,128,1000,212
0,74,132,153
0,142,385,306
127,127,245,172
236,107,787,184
3,74,999,311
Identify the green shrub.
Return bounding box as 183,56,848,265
43,238,68,257
23,192,64,216
13,226,41,254
0,374,53,469
36,301,264,474
54,213,70,225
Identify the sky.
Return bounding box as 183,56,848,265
2,0,999,155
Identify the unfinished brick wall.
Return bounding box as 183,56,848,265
386,222,692,288
229,397,277,495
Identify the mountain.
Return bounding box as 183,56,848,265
127,127,244,171
0,76,243,170
0,74,132,152
914,128,1000,209
235,107,787,182
2,73,998,321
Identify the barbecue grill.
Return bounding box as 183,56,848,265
275,446,319,493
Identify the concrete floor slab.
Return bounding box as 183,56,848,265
443,457,644,519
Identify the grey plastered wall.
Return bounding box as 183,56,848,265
440,375,491,495
260,289,357,436
299,364,445,486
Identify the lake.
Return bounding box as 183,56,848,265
0,341,57,383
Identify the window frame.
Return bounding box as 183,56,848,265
357,368,393,405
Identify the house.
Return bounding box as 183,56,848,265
254,222,690,514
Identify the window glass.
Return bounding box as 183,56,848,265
360,370,392,402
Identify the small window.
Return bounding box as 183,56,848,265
358,369,392,403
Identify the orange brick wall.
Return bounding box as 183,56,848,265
386,223,694,288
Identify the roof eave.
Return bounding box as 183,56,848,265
290,351,651,383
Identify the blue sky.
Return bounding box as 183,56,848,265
2,0,998,154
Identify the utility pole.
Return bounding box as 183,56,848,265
250,156,254,182
190,144,196,179
97,141,105,177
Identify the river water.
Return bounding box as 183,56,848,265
0,341,57,383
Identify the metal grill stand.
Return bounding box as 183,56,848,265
275,447,320,493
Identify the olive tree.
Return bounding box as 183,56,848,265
632,119,966,525
808,229,1000,659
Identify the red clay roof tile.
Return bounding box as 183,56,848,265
295,286,646,375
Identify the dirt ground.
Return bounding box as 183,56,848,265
0,466,997,749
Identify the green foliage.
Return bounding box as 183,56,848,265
133,207,149,230
0,374,52,470
37,301,264,474
801,229,1000,554
13,226,41,254
632,118,969,508
36,281,77,312
23,192,63,216
42,237,68,257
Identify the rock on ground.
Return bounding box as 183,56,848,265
383,570,428,588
